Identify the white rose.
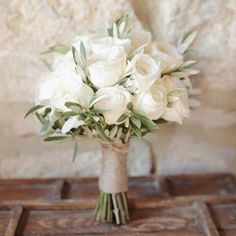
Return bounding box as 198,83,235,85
133,80,167,120
148,42,183,73
91,37,131,55
52,52,75,73
38,64,94,111
52,79,93,111
94,86,132,124
131,53,161,92
161,76,190,124
72,35,93,55
87,37,129,88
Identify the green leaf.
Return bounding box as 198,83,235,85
131,125,142,137
65,102,82,109
89,95,108,108
107,27,113,37
61,111,79,116
41,59,52,71
135,115,156,129
72,46,78,65
127,102,133,111
133,110,146,116
112,22,119,38
72,141,78,162
117,113,128,123
180,60,197,69
155,118,167,124
40,43,69,55
44,136,68,142
35,112,43,124
178,31,197,55
25,105,45,118
131,116,141,128
168,88,186,97
182,68,199,75
40,119,50,132
95,123,112,142
42,108,52,118
80,41,86,65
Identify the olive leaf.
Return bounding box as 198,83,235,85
44,136,68,142
131,116,141,129
65,102,82,109
72,141,78,162
72,46,79,65
127,102,133,111
178,31,197,55
135,114,156,129
40,43,70,55
131,125,142,137
95,123,112,142
117,113,129,123
168,88,186,97
89,95,108,108
80,41,86,65
25,105,45,118
40,119,50,132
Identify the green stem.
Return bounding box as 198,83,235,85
102,193,108,221
95,191,129,224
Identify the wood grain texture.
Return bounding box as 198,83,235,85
0,173,235,235
194,202,220,236
14,203,202,235
166,173,236,196
5,206,23,236
0,207,11,236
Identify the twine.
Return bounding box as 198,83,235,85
99,142,128,193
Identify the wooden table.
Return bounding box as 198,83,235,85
0,173,236,235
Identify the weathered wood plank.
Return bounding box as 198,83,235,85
194,202,220,236
209,202,236,236
15,203,202,235
1,174,235,203
166,173,236,196
0,206,11,236
0,179,63,201
0,173,235,235
5,206,23,236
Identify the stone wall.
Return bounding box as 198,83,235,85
0,0,235,178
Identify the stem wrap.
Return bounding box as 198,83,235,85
99,142,128,194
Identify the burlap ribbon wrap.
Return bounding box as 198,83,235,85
99,142,128,194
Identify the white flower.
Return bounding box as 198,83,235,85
52,79,93,111
61,117,85,134
94,86,132,124
91,36,131,55
87,37,129,88
148,42,183,73
130,53,161,92
38,57,94,111
161,76,190,124
52,52,75,73
133,80,167,120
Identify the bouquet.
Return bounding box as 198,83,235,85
26,15,199,224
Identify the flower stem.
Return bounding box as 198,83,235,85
95,191,129,224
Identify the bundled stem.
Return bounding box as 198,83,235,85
95,142,129,224
95,192,129,224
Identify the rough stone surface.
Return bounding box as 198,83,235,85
0,0,236,178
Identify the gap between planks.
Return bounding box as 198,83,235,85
194,201,220,236
53,179,65,200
